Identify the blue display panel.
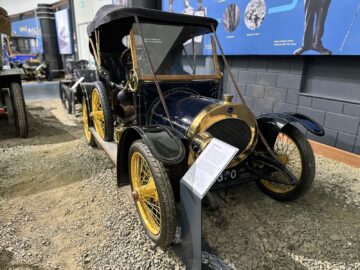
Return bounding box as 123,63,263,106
162,0,360,55
11,17,43,53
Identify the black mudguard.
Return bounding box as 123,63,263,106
256,112,325,147
117,125,186,185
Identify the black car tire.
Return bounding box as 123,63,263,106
10,82,28,138
91,81,113,141
82,98,96,147
129,140,176,247
256,125,315,201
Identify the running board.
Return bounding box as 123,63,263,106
89,127,117,165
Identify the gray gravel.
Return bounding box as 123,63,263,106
1,99,359,269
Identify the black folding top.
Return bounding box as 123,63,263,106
87,5,218,36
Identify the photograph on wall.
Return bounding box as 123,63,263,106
55,9,73,54
162,0,360,55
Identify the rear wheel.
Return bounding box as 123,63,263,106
256,125,315,201
129,140,176,247
10,82,28,138
91,82,113,141
82,98,96,147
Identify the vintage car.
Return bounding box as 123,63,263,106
83,6,324,247
6,36,51,81
59,59,97,114
0,7,28,137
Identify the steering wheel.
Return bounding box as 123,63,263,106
119,48,133,71
74,60,89,70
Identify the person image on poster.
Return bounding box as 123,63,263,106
168,0,174,12
294,0,332,55
183,0,194,15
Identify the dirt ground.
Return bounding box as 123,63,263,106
0,99,359,270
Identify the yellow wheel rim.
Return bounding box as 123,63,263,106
91,89,106,139
82,99,92,143
261,132,302,193
131,152,161,235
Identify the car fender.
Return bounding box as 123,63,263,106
117,125,186,185
256,112,325,147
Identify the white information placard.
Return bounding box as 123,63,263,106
182,138,239,199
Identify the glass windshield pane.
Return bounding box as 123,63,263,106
132,23,217,77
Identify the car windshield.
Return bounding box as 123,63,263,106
131,23,219,79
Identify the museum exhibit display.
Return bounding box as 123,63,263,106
163,0,360,55
59,59,97,114
82,5,325,248
0,7,28,138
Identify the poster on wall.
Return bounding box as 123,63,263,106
113,0,129,6
162,0,360,55
55,9,73,54
11,17,43,53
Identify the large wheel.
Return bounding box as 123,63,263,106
129,140,176,247
82,98,96,147
10,82,28,138
91,82,113,141
256,125,315,201
59,82,73,114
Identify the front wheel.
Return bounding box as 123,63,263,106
129,140,176,247
10,82,28,138
256,125,315,201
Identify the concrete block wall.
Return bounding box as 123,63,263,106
223,56,360,154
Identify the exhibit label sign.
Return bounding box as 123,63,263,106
162,0,360,55
182,138,238,198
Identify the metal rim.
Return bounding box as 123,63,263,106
261,132,302,193
82,99,92,143
91,89,105,139
131,152,161,235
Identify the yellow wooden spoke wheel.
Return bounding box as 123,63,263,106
82,98,95,146
129,140,176,246
90,82,114,142
91,89,106,139
257,125,315,201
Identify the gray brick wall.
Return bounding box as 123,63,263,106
223,56,360,154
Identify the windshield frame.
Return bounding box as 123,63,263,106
129,25,222,82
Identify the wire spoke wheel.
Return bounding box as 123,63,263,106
129,140,176,246
257,125,315,201
131,152,161,235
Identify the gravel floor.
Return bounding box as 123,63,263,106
0,99,359,270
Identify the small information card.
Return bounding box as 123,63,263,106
182,138,239,199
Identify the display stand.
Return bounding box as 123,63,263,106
173,139,238,269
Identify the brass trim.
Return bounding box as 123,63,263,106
187,102,258,167
129,30,139,73
211,35,222,79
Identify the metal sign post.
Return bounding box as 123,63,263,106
173,139,238,269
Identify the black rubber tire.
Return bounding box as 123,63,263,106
82,98,96,147
256,125,315,201
10,82,28,138
92,81,113,142
60,82,72,114
129,140,176,247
